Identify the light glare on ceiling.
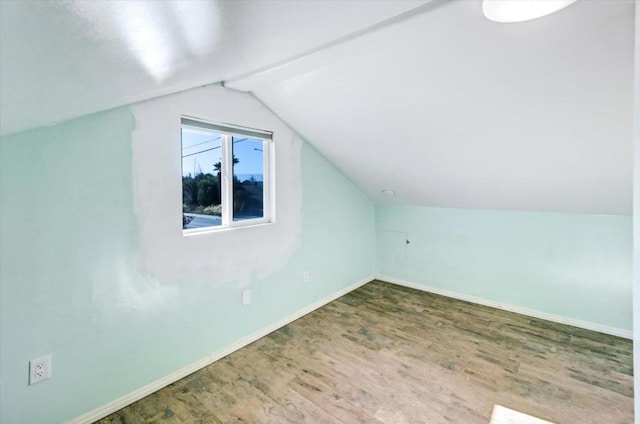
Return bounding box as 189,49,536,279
66,1,219,82
482,0,577,23
382,189,395,196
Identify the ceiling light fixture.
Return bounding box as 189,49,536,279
382,189,395,196
482,0,577,23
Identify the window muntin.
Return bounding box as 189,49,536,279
181,118,271,233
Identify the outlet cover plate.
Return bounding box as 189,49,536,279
29,355,52,385
242,289,251,306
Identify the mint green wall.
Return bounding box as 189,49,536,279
0,95,375,423
0,109,141,423
376,205,632,332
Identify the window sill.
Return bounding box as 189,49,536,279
182,220,273,237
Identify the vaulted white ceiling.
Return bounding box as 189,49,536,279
0,0,425,136
1,0,634,215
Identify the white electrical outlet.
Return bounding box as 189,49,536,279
303,271,310,282
29,355,52,385
242,289,251,306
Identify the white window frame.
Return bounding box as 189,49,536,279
181,116,274,236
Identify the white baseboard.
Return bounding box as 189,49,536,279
67,275,374,424
376,274,632,340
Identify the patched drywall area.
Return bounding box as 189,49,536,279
376,205,632,333
130,84,302,287
0,85,375,424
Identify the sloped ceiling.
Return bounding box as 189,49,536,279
229,0,635,215
0,0,425,136
1,0,634,215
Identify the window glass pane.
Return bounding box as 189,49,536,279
181,127,223,229
232,136,264,221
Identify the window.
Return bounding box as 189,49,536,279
181,117,272,233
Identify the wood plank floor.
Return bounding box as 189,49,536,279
97,280,633,424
